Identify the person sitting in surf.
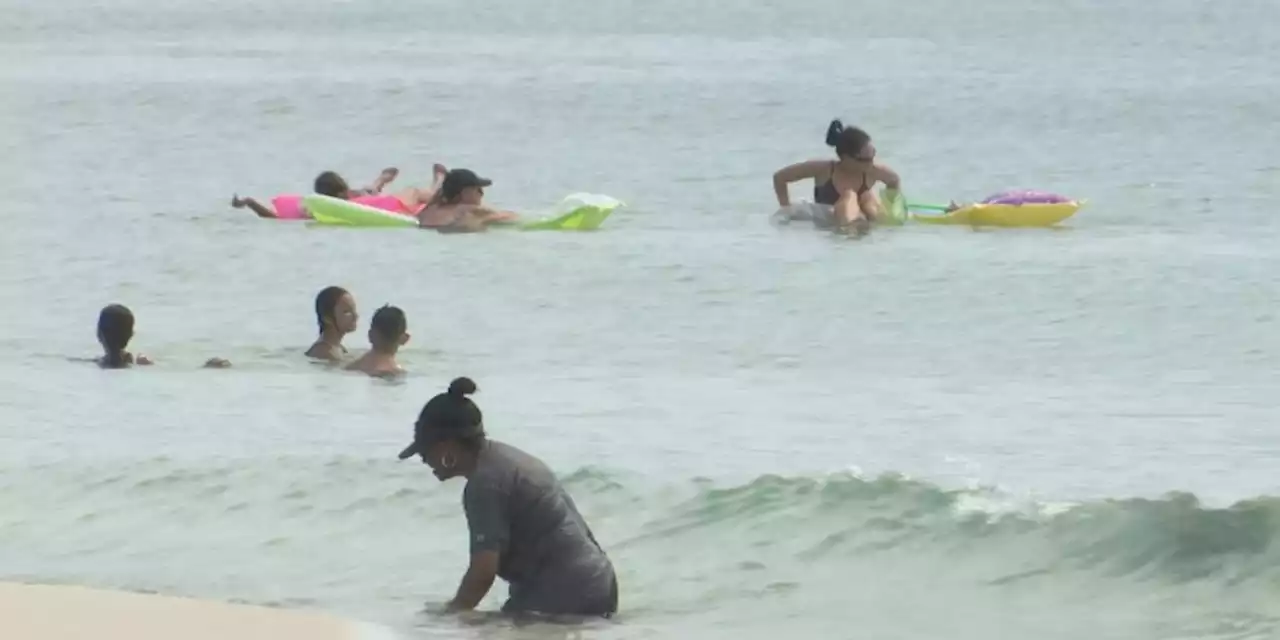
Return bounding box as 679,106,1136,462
94,304,229,369
772,120,902,233
231,165,447,219
344,304,410,378
306,286,359,363
417,169,520,233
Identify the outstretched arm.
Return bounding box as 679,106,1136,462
875,164,901,191
447,482,508,611
473,206,519,222
772,160,827,207
447,550,499,612
231,195,277,219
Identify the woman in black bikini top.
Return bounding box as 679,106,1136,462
772,119,902,229
813,160,872,206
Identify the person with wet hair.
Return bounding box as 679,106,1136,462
397,378,619,618
344,304,410,377
772,118,902,232
94,304,228,369
305,286,358,362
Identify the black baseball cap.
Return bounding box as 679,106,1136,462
397,377,484,459
441,169,492,200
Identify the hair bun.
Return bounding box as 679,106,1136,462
447,377,478,397
825,119,844,147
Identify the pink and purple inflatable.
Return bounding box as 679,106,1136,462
980,190,1072,205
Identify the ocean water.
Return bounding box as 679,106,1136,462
2,0,1279,638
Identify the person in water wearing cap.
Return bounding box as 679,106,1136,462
417,169,520,233
94,304,229,369
232,166,447,219
398,377,619,618
344,304,409,377
305,286,359,362
772,119,902,233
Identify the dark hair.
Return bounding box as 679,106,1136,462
825,119,871,160
369,304,406,342
98,304,135,368
314,286,349,335
314,171,348,198
417,377,485,449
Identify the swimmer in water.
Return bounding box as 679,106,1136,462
772,119,902,234
96,304,151,368
95,304,229,369
397,378,619,618
344,304,410,378
232,169,398,218
305,286,358,362
417,169,520,233
232,166,447,219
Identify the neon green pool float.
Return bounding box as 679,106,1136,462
304,195,418,228
302,193,621,231
879,188,910,226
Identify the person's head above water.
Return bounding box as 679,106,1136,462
97,304,135,368
826,119,875,164
314,171,350,198
397,377,485,480
314,286,358,337
367,304,409,352
440,169,492,205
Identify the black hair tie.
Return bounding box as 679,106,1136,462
825,119,845,147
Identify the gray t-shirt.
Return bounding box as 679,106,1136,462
463,440,617,616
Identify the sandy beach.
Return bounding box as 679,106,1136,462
0,583,397,640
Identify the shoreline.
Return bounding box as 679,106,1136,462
0,582,401,640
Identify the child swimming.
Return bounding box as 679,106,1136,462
95,304,229,369
232,166,447,219
306,286,359,362
96,304,151,368
344,305,410,378
232,168,398,218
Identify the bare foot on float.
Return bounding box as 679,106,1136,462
373,167,399,192
231,194,247,208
